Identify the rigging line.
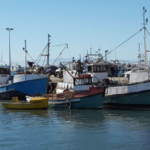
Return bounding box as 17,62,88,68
35,44,48,63
101,28,143,59
52,44,68,66
60,49,66,58
37,52,45,65
68,77,74,84
35,49,46,65
36,45,48,65
26,52,36,63
35,44,48,64
22,49,36,64
37,48,47,65
146,28,150,36
60,63,74,78
50,43,67,47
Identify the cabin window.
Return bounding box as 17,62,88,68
97,66,100,72
7,69,10,74
0,68,10,74
100,66,103,71
0,69,3,73
74,78,92,85
74,78,85,85
88,66,92,72
85,78,92,85
3,69,8,74
102,66,105,71
93,66,96,72
92,65,107,72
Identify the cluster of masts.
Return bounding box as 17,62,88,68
5,7,150,73
5,27,52,72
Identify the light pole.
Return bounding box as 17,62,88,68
6,28,14,68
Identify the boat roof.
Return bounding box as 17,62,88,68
74,74,92,79
87,62,108,66
0,65,9,69
124,71,131,74
86,60,120,66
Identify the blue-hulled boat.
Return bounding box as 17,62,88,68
0,64,48,100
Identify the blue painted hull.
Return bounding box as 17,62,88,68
0,78,48,100
49,93,104,109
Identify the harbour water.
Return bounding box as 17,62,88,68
0,101,150,150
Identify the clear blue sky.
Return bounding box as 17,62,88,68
0,0,150,66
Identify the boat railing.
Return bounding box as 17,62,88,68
43,91,73,100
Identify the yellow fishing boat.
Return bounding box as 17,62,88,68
2,97,49,109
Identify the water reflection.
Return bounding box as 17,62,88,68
1,104,150,126
1,108,106,127
103,109,150,123
53,109,106,126
1,102,150,150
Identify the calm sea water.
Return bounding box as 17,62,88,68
0,101,150,150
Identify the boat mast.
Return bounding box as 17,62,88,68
23,40,27,74
47,34,51,66
143,7,148,71
25,40,27,74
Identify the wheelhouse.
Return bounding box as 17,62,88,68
74,75,92,86
87,63,108,73
0,68,10,75
0,65,10,85
87,63,108,83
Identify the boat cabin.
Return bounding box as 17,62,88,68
74,74,93,92
0,66,10,85
87,63,108,83
0,68,10,74
124,70,149,84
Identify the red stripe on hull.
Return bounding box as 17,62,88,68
73,87,104,98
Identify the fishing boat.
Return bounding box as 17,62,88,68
103,7,150,108
0,40,48,100
55,53,150,108
26,74,104,108
85,61,150,108
83,7,150,108
49,74,104,108
2,97,49,109
54,8,150,108
0,64,48,100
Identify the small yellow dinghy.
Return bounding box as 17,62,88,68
2,97,49,109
